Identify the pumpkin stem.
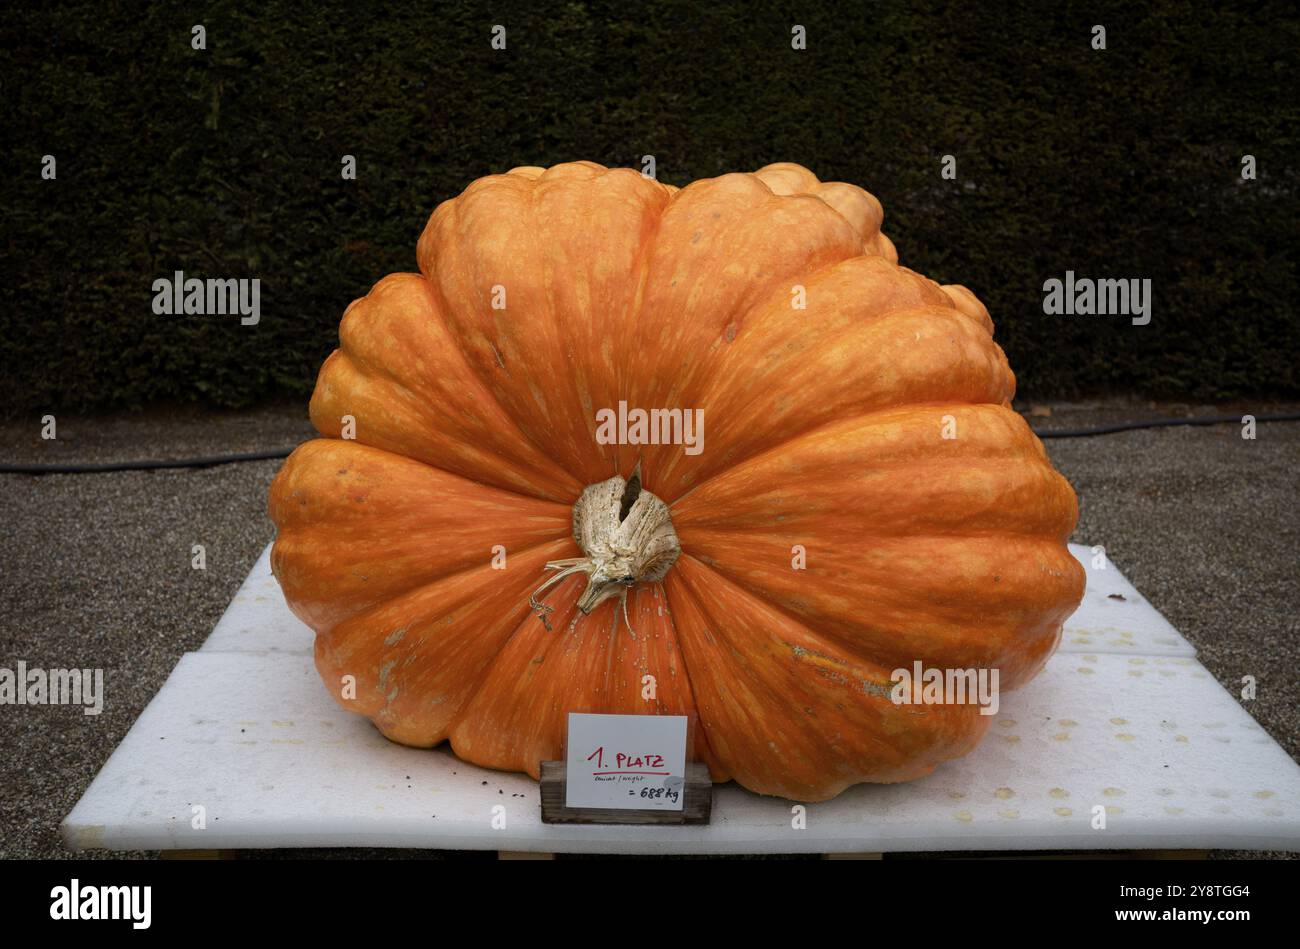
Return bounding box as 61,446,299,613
527,560,592,632
528,465,679,636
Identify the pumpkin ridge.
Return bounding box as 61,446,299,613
672,537,1080,690
416,258,578,503
444,572,726,777
641,254,964,497
322,350,581,503
314,538,578,744
662,557,987,797
619,173,866,488
313,273,582,501
665,551,907,672
655,316,1016,500
275,503,575,634
636,580,729,782
611,176,673,477
417,189,594,493
667,400,1035,513
441,573,587,753
421,167,673,482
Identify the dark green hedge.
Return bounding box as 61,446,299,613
3,0,1297,413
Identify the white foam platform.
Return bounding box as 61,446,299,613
63,543,1300,854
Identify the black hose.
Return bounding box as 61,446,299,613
0,448,294,474
2,412,1298,475
1033,411,1300,438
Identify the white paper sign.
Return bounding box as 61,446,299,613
564,713,689,810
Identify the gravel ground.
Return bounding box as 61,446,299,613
0,398,1296,860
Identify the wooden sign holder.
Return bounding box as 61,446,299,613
538,760,713,825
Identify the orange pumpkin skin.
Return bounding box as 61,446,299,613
268,161,1083,802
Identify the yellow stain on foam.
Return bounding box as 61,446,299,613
953,811,973,823
1049,788,1070,799
1054,807,1073,817
994,788,1014,800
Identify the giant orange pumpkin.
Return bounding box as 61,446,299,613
268,161,1083,801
